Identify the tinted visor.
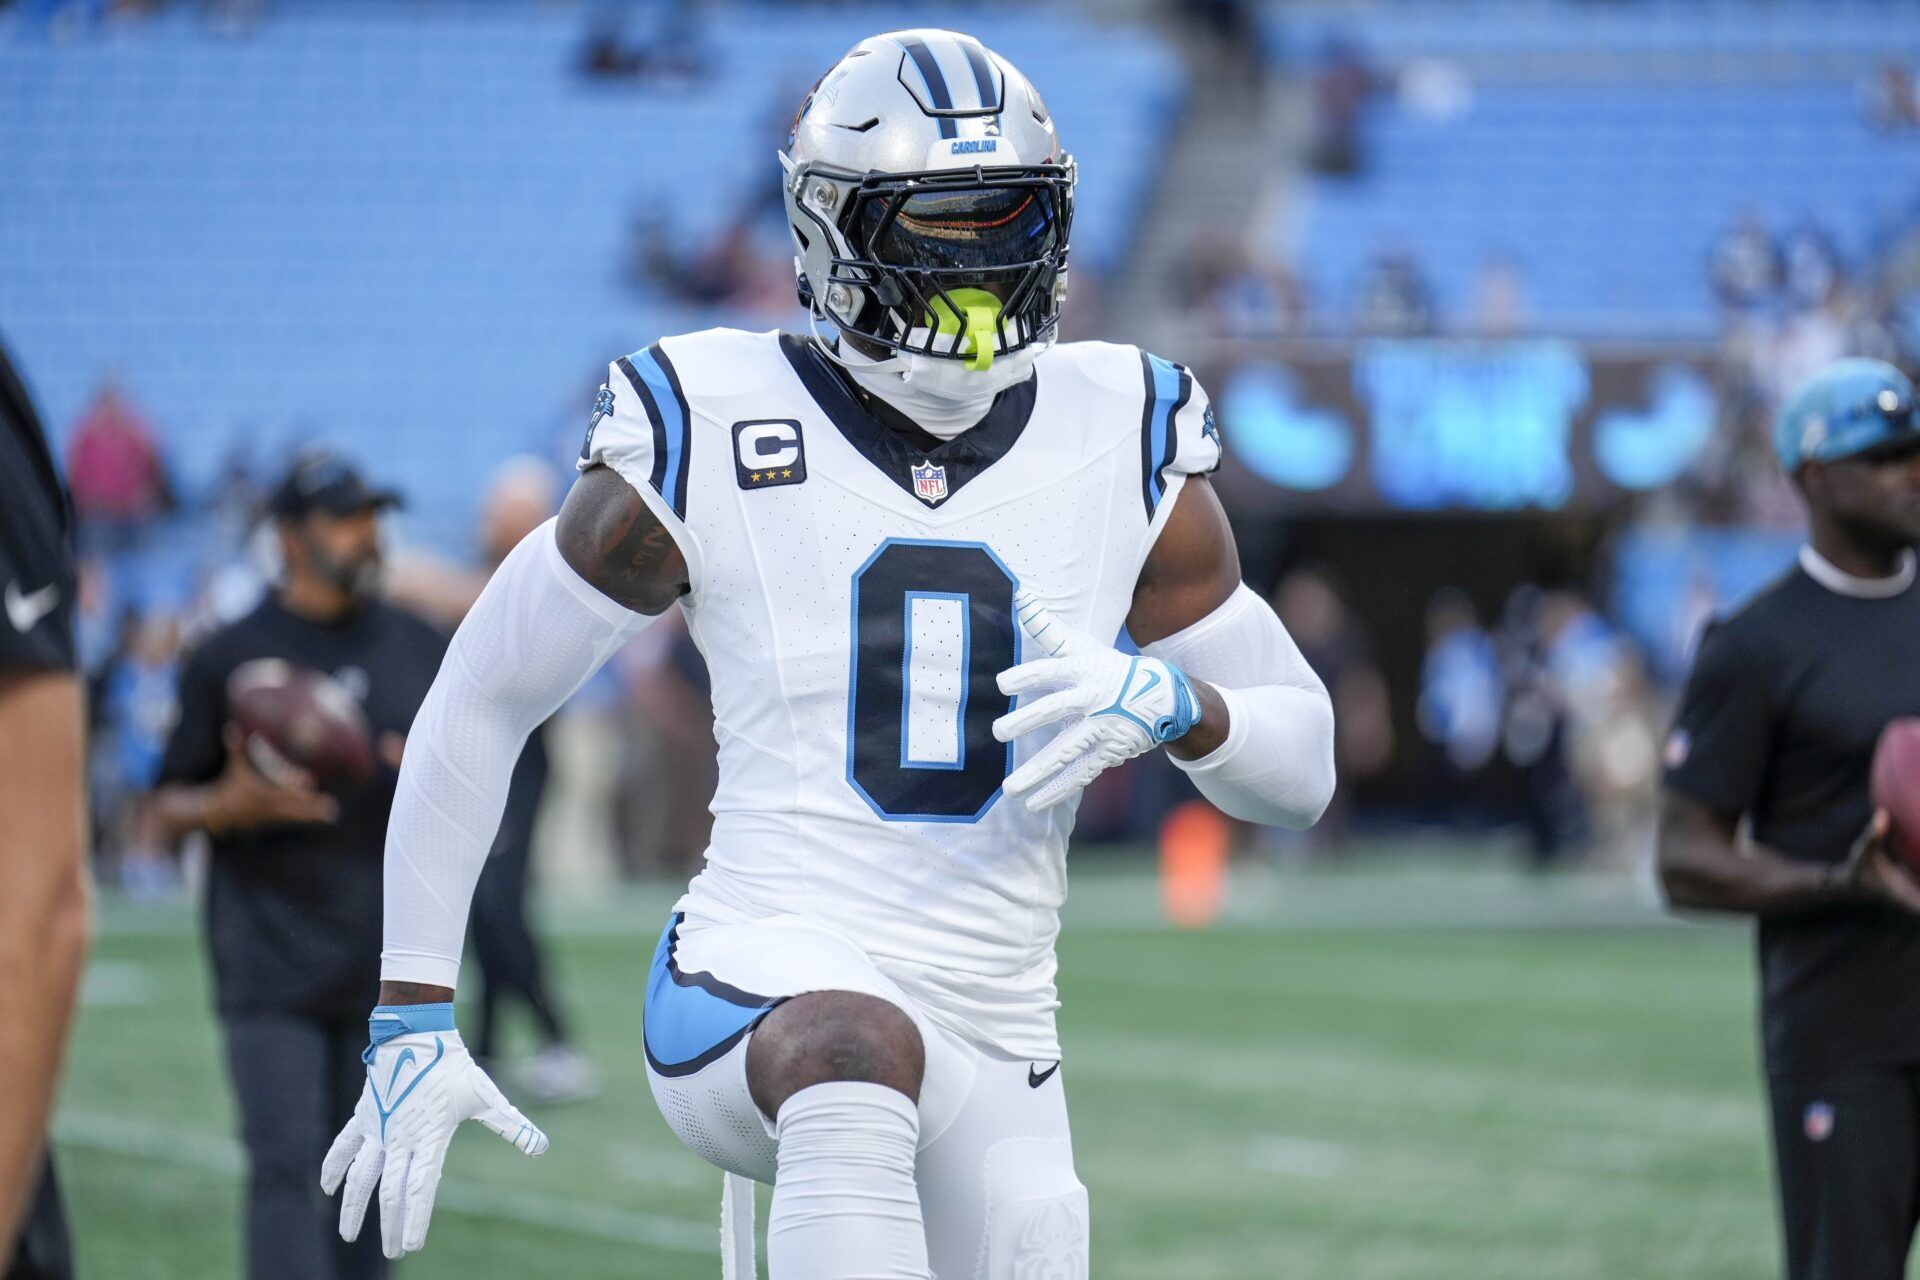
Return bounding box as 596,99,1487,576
858,183,1060,273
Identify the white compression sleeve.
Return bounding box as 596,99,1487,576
381,518,660,987
1142,583,1336,830
769,1082,931,1280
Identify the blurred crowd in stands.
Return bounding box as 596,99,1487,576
1412,582,1663,870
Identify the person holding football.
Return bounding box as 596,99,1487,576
1657,358,1920,1280
153,454,446,1280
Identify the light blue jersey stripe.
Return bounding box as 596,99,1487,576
1146,354,1183,510
632,347,686,515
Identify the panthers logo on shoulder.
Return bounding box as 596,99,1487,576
580,385,616,461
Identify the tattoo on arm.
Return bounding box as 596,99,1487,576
556,465,690,615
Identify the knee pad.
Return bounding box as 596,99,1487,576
984,1138,1089,1280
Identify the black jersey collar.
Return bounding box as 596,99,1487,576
778,334,1035,509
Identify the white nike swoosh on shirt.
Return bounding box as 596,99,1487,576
5,581,60,634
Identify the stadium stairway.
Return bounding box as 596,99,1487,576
1110,16,1312,354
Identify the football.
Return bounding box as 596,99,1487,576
227,658,376,789
1870,718,1920,872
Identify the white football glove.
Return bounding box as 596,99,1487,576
992,589,1204,811
320,1004,547,1259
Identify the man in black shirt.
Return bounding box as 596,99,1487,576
1659,357,1920,1280
0,336,89,1280
154,454,447,1280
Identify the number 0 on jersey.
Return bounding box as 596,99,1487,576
847,539,1019,823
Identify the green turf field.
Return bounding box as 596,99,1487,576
54,863,1785,1279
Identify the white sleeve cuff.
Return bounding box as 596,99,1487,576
1143,584,1336,829
1170,683,1251,774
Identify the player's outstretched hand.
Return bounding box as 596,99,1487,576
321,1004,547,1259
1840,810,1920,914
992,589,1203,812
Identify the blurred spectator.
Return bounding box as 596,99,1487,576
1417,588,1501,780
70,557,117,680
1781,225,1843,314
64,380,173,543
97,610,183,891
578,0,710,82
1356,250,1435,337
1527,590,1660,866
615,614,715,880
1709,213,1782,314
630,211,794,319
1175,0,1263,100
1186,237,1307,339
1864,61,1920,130
1307,37,1379,175
1272,568,1392,850
1568,649,1663,869
1498,587,1580,866
1470,253,1528,337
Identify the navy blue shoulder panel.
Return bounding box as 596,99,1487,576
615,343,693,521
1138,352,1192,519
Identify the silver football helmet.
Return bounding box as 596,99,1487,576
780,30,1075,369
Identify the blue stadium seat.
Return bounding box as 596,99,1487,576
0,2,1183,550
1283,74,1920,334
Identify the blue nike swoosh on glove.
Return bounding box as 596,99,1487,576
370,1037,446,1136
1127,668,1162,706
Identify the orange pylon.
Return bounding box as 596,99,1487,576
1159,800,1229,928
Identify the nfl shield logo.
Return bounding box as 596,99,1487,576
911,461,948,505
1804,1101,1835,1142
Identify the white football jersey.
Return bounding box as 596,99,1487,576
581,329,1219,1059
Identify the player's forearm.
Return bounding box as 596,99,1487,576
150,781,219,841
1656,801,1849,916
0,673,91,1244
1165,680,1231,760
1657,841,1844,915
1172,683,1336,828
381,520,651,989
0,856,87,1243
1145,584,1337,828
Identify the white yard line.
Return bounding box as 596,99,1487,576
53,1111,721,1257
1246,1135,1348,1178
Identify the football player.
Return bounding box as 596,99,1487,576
321,30,1336,1279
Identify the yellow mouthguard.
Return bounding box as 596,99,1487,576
926,288,1002,372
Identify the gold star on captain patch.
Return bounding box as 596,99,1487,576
750,471,763,482
782,469,793,478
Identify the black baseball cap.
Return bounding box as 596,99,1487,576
268,452,403,519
